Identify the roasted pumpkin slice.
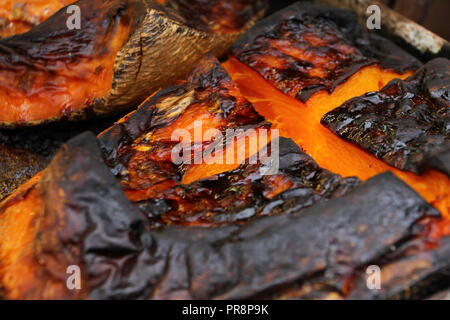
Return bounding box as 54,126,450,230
230,2,421,103
136,137,360,227
0,0,267,127
0,0,76,38
224,2,449,216
322,58,450,175
99,53,270,202
0,132,444,299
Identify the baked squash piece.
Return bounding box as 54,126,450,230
0,0,266,127
224,2,449,216
98,54,359,226
230,2,421,102
135,136,360,227
322,58,450,175
0,132,445,299
0,1,449,300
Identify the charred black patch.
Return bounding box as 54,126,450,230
347,235,450,299
0,117,118,160
160,0,268,34
231,2,421,102
322,58,450,175
0,0,138,69
8,132,444,299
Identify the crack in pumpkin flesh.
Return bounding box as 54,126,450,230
223,56,449,220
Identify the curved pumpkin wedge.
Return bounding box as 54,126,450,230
223,2,449,218
224,56,450,218
230,2,421,103
0,0,267,127
322,58,450,175
0,0,76,38
98,53,270,202
0,2,450,300
135,136,360,227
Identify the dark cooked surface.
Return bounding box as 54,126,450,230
99,54,268,193
136,137,360,226
8,131,439,299
231,2,421,102
161,0,268,34
0,145,46,200
0,116,119,200
322,58,450,174
347,235,450,300
356,32,423,74
427,149,450,176
0,117,119,160
0,0,138,68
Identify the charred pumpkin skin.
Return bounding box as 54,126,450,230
99,54,269,202
0,0,76,38
0,0,267,127
322,58,450,175
0,2,448,300
0,133,443,299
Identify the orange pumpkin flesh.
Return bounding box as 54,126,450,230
0,173,65,300
223,56,450,220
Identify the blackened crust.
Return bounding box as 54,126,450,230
347,236,450,299
322,58,450,175
0,0,141,69
356,32,422,74
15,132,439,299
98,54,268,192
231,2,421,102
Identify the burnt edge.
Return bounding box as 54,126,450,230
3,131,444,299
135,136,361,226
321,58,450,175
99,53,268,192
231,1,421,102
